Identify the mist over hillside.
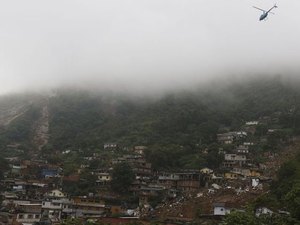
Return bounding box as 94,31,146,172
0,75,299,155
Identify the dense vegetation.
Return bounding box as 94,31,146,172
111,162,135,194
1,76,300,169
46,77,300,149
43,77,300,170
271,153,300,220
222,210,299,225
0,104,41,154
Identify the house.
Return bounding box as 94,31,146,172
217,133,235,144
245,121,259,126
139,185,165,197
71,196,106,217
16,202,42,212
11,165,23,175
42,199,64,221
12,184,25,192
41,168,59,178
133,146,147,155
113,155,152,176
217,132,247,145
235,145,249,154
104,143,118,150
243,142,254,146
176,171,201,191
255,207,273,216
235,131,247,138
223,154,247,168
16,203,42,224
158,173,179,189
127,156,152,176
2,191,18,200
213,203,231,215
45,189,65,198
129,179,147,194
200,168,214,174
96,172,112,187
16,212,41,224
60,199,75,217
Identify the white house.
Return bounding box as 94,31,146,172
255,207,273,216
213,203,231,215
246,121,259,126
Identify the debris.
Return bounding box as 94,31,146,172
212,183,221,190
196,192,203,198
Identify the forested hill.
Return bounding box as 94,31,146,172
46,76,300,150
0,76,300,152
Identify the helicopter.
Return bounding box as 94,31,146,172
253,4,278,21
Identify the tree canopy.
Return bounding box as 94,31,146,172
111,162,135,194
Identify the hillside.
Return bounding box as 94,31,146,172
47,77,300,150
1,76,300,223
0,76,300,158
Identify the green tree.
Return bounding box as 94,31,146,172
206,144,223,169
60,218,82,225
222,211,298,225
0,156,8,182
284,181,300,220
111,162,135,194
222,211,257,225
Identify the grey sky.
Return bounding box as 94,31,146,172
0,0,300,95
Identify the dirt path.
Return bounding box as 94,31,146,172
32,103,49,151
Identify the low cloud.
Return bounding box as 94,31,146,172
0,0,300,95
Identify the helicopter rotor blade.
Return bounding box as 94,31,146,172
253,6,266,12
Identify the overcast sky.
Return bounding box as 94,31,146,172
0,0,300,95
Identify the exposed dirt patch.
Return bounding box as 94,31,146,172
32,103,49,151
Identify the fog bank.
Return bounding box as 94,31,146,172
0,0,300,95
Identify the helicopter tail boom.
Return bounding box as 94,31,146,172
267,4,278,13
